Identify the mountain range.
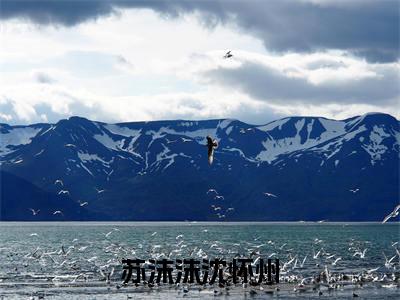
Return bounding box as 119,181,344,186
1,112,399,221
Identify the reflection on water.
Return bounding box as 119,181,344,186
0,222,399,299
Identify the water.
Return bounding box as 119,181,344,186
0,222,399,299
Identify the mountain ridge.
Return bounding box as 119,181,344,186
1,112,398,221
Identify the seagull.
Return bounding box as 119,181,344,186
206,136,218,165
353,248,367,258
58,190,70,196
207,189,218,195
367,267,380,274
223,50,233,59
181,137,192,143
313,249,322,259
104,228,120,238
300,255,307,267
95,188,105,194
54,179,64,186
263,192,277,198
382,204,400,223
383,252,397,268
349,188,359,193
214,195,224,200
78,201,88,207
53,210,63,216
29,208,40,215
332,257,342,266
166,138,177,144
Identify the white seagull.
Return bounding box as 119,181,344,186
263,192,277,198
78,200,88,207
29,208,40,215
382,204,400,223
54,179,64,186
207,189,218,195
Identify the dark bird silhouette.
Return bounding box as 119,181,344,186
223,50,233,59
206,136,218,165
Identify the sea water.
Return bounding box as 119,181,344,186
0,222,399,299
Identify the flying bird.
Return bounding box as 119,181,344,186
382,204,400,223
263,192,277,198
207,189,218,195
54,179,64,186
95,188,105,194
206,136,218,165
78,201,88,207
53,210,63,216
29,208,40,215
349,188,359,193
58,190,70,196
223,50,233,59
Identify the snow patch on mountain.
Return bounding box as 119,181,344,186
0,127,41,156
153,144,178,171
361,125,391,165
94,132,125,151
218,119,234,129
147,127,218,145
104,124,141,139
257,118,290,132
78,151,109,165
256,118,354,163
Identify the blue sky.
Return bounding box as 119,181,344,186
0,0,399,125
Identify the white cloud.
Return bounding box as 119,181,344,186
0,8,398,125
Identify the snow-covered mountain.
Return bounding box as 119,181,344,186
1,113,399,221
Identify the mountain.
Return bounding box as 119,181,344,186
0,113,399,221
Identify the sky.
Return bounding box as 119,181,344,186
0,0,399,125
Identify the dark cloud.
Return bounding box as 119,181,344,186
1,0,398,62
202,61,400,105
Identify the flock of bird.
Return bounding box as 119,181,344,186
2,225,398,299
27,179,104,218
207,189,235,220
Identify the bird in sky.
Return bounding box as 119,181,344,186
382,204,400,223
207,189,218,195
206,135,218,165
29,208,40,215
263,192,277,198
78,200,88,207
58,190,70,196
54,179,63,186
53,210,63,216
349,188,360,193
223,50,233,59
95,188,105,194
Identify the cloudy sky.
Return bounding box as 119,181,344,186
1,0,399,125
